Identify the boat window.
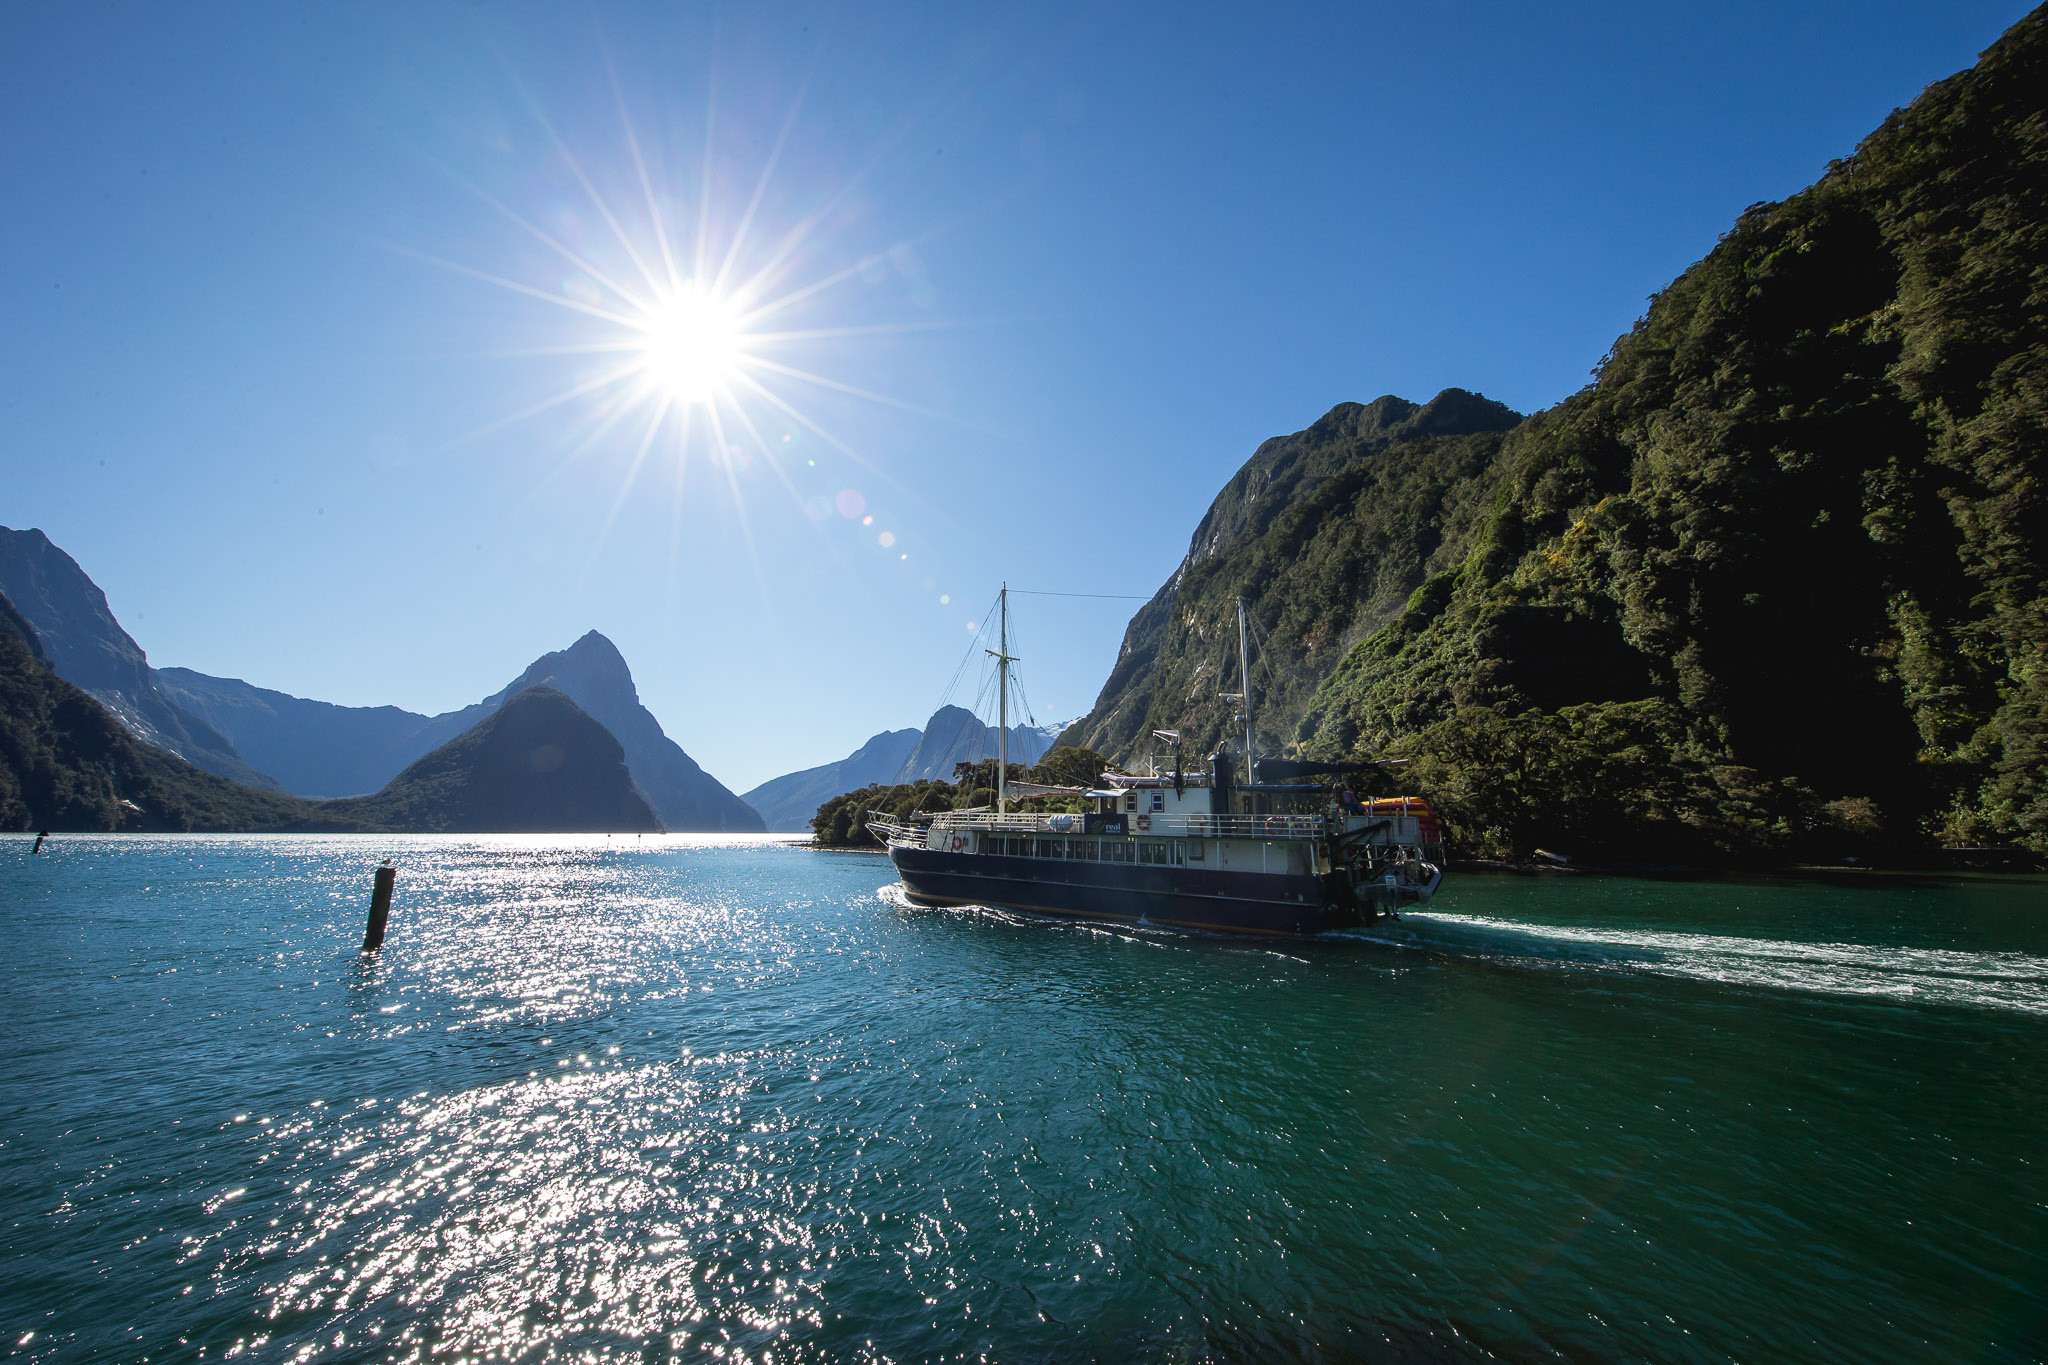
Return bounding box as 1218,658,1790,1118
1186,840,1204,861
1074,840,1097,861
1035,838,1059,859
1150,791,1164,812
1124,792,1138,812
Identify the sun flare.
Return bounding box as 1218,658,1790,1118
425,81,958,573
634,283,748,406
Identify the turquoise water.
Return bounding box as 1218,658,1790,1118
2,835,2043,1362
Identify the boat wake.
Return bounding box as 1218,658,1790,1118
1382,912,2048,1016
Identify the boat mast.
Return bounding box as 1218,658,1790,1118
1237,595,1255,783
986,583,1016,815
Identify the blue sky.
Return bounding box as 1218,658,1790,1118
0,1,2029,793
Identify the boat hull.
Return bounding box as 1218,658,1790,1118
886,845,1376,937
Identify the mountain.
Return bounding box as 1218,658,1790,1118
154,669,450,800
742,705,1062,832
0,593,46,663
160,632,763,832
1058,389,1523,762
891,705,1056,783
1064,8,2048,863
462,633,762,832
321,687,662,834
742,726,922,832
0,595,369,833
0,527,286,793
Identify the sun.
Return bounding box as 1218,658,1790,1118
633,282,748,406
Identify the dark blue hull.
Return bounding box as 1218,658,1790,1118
887,846,1372,937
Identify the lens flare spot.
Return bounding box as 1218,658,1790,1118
835,490,865,519
878,531,896,548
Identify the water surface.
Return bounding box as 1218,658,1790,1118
2,835,2043,1361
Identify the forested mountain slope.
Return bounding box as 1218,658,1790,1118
1295,5,2048,861
0,600,369,833
1070,7,2048,862
1058,389,1521,761
0,527,286,792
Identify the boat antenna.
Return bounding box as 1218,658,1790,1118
1237,595,1255,784
986,583,1018,814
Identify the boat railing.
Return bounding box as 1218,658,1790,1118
914,810,1333,840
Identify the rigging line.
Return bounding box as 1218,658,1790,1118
1001,608,1038,732
1247,611,1282,686
1009,589,1150,600
930,588,1005,718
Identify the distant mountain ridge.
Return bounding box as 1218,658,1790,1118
153,669,451,800
472,633,761,832
741,706,1060,831
1,588,666,835
322,687,663,834
0,526,287,793
162,632,761,832
892,705,1055,783
0,527,757,831
742,727,921,832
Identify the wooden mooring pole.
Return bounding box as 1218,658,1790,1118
363,864,397,951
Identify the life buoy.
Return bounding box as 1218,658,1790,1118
950,836,965,852
1135,814,1151,831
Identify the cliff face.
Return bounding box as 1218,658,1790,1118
1058,389,1522,764
321,687,662,834
0,527,286,793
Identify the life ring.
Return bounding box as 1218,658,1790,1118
950,836,965,852
1135,814,1151,832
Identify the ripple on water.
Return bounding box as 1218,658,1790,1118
1,838,2044,1363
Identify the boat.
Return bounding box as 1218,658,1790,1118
868,588,1445,936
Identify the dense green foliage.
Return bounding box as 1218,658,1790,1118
0,628,370,832
810,748,1108,847
1060,392,1521,763
1069,9,2048,863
